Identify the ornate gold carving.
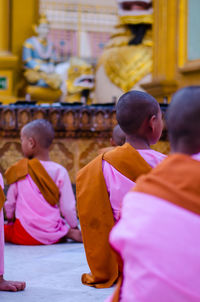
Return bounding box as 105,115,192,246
0,142,22,173
79,110,91,130
62,110,76,131
49,109,61,130
33,109,47,120
0,104,115,138
17,109,32,129
79,139,110,169
2,109,16,130
49,141,75,181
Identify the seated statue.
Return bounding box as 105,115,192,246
22,14,63,92
95,0,153,103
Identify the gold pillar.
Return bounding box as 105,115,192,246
11,0,39,99
11,0,39,57
142,0,178,102
143,0,200,102
0,0,10,52
0,0,39,104
0,0,18,103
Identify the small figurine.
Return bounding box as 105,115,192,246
22,14,62,90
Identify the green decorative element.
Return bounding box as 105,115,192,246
0,77,7,90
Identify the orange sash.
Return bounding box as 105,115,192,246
76,143,152,288
111,153,200,301
0,186,5,212
5,158,59,206
134,153,200,214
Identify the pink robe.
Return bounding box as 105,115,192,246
103,149,166,220
4,161,78,245
106,153,200,302
0,174,5,275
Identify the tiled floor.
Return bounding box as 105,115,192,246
0,242,114,301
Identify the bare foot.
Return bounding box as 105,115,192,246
0,275,26,292
66,228,83,243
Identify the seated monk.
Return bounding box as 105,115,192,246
98,124,126,155
4,119,82,245
110,124,126,147
76,90,166,288
106,86,200,301
0,174,26,291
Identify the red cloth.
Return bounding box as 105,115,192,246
4,219,43,245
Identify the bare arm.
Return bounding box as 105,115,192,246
59,170,78,228
4,183,18,222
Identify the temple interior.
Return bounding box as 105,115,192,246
1,0,200,301
0,0,199,182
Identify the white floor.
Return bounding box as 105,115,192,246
0,242,114,301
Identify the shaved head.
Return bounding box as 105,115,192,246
166,86,200,154
112,124,126,146
22,119,54,148
116,90,160,135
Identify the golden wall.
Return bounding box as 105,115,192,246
143,0,200,102
0,0,39,103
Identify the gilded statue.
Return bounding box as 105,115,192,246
95,0,153,103
22,14,63,91
65,57,94,104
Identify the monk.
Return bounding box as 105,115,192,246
98,124,126,154
4,119,82,245
107,86,200,301
0,174,26,291
111,124,126,147
76,90,166,288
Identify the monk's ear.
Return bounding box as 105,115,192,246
148,114,157,132
28,136,36,149
110,137,117,147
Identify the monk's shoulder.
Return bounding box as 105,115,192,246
41,160,68,175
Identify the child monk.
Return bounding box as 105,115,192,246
76,90,166,288
4,119,82,245
0,175,26,291
107,86,200,302
111,124,126,147
98,124,126,154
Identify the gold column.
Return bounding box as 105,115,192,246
0,0,18,103
11,0,39,57
142,0,178,102
0,0,10,52
143,0,200,102
0,0,39,103
11,0,39,99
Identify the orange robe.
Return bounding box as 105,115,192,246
0,187,5,212
5,158,59,206
76,143,152,288
4,158,60,245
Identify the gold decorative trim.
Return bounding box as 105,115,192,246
141,79,177,100
0,52,18,69
178,0,187,68
178,0,200,73
179,60,200,73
